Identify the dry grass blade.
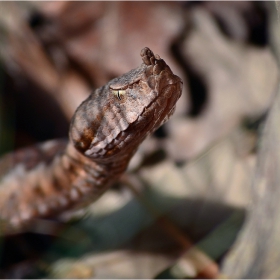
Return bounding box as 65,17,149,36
121,175,220,279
